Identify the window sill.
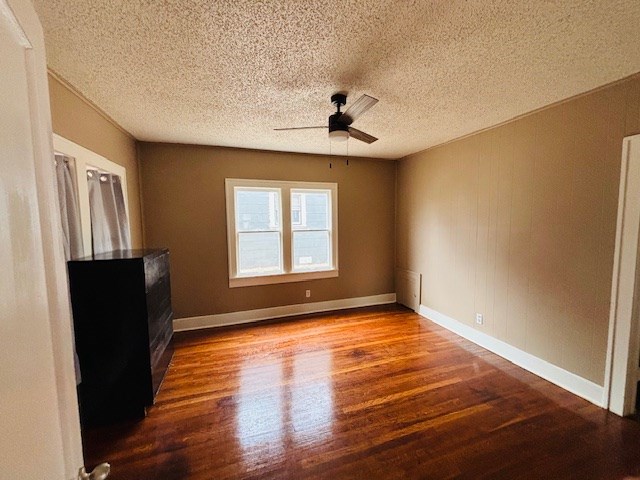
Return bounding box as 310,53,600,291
229,269,339,288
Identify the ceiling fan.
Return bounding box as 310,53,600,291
275,93,379,144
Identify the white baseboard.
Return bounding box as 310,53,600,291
418,305,605,407
174,293,397,332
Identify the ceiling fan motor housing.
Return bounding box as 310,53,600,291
329,112,348,133
328,112,349,142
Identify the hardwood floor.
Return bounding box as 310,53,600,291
83,305,640,479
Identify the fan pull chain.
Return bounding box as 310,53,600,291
329,139,332,168
346,140,349,166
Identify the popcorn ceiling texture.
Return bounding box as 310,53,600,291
34,0,640,159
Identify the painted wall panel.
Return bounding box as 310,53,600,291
397,75,640,385
139,143,396,318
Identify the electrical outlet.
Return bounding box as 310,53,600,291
475,313,484,325
305,289,311,298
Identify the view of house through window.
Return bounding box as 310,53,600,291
291,190,331,272
236,188,282,276
226,179,338,287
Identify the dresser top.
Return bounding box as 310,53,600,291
70,249,168,262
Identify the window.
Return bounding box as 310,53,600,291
226,179,338,287
235,188,282,276
53,134,131,257
291,190,332,272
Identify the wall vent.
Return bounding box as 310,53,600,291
396,269,421,312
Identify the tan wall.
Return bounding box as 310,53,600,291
139,143,396,318
397,75,640,385
47,73,143,248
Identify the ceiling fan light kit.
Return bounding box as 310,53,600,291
276,93,379,145
329,128,349,142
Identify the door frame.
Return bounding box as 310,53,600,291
4,0,84,475
604,133,640,416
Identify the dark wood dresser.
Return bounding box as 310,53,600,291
67,249,174,426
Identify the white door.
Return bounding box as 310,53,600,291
607,134,640,416
0,0,83,478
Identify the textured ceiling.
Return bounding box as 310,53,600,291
33,0,640,159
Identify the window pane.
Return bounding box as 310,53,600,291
291,190,329,231
236,189,280,231
238,232,282,275
293,231,330,270
291,193,302,226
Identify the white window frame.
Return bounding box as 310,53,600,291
225,178,338,288
53,134,130,256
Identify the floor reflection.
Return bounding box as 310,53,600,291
292,351,333,441
235,348,334,458
236,361,284,454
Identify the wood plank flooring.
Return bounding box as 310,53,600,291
82,305,640,479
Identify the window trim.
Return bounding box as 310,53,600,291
225,178,338,288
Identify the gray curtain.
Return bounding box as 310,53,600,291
87,169,131,254
54,154,83,384
54,154,84,260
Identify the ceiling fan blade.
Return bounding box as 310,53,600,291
339,94,378,125
348,127,378,144
274,126,327,131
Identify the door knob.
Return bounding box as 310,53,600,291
78,462,110,480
